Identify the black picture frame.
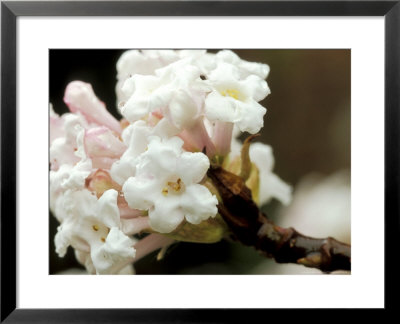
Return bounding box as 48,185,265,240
1,0,399,322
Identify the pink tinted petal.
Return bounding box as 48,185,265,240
85,126,126,159
212,121,233,156
121,216,150,235
133,234,174,262
64,81,121,133
49,110,65,144
85,169,144,215
179,119,216,156
50,138,80,171
91,157,118,170
119,205,146,219
86,169,122,197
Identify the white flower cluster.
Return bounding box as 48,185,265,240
50,50,292,275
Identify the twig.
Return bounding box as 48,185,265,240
207,165,351,273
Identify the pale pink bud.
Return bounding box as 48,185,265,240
64,81,121,133
84,126,126,159
179,118,216,157
212,121,233,157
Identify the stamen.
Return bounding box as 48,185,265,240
167,178,182,192
221,89,239,100
162,178,184,196
92,225,99,231
101,237,106,243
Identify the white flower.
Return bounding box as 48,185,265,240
110,119,178,186
227,131,292,207
216,50,270,79
91,227,136,274
57,125,93,191
120,59,206,130
54,189,136,274
181,50,270,80
49,112,87,170
116,50,180,103
249,143,292,206
178,50,217,75
204,62,270,134
122,136,218,233
50,125,93,215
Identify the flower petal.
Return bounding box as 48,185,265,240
235,100,266,134
164,89,199,129
64,81,121,133
85,126,126,159
91,227,136,274
96,189,120,229
177,152,210,184
249,143,292,206
148,196,185,233
216,50,270,79
243,75,271,102
205,90,238,123
180,184,218,225
122,175,160,211
259,173,292,206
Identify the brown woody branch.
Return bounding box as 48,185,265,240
207,165,351,273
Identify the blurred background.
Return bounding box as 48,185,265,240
49,49,350,274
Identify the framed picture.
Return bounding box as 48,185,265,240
1,0,398,322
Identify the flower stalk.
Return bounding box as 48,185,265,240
207,164,351,273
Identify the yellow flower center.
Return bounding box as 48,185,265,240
162,178,184,196
220,89,240,100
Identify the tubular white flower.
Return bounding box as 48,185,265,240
49,124,93,215
178,50,217,75
54,189,136,274
227,132,292,207
74,249,136,275
120,59,206,130
91,227,136,275
50,113,88,170
59,125,93,191
180,50,270,80
249,143,292,206
110,119,179,186
122,136,218,233
216,50,270,79
204,62,270,134
116,50,180,103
